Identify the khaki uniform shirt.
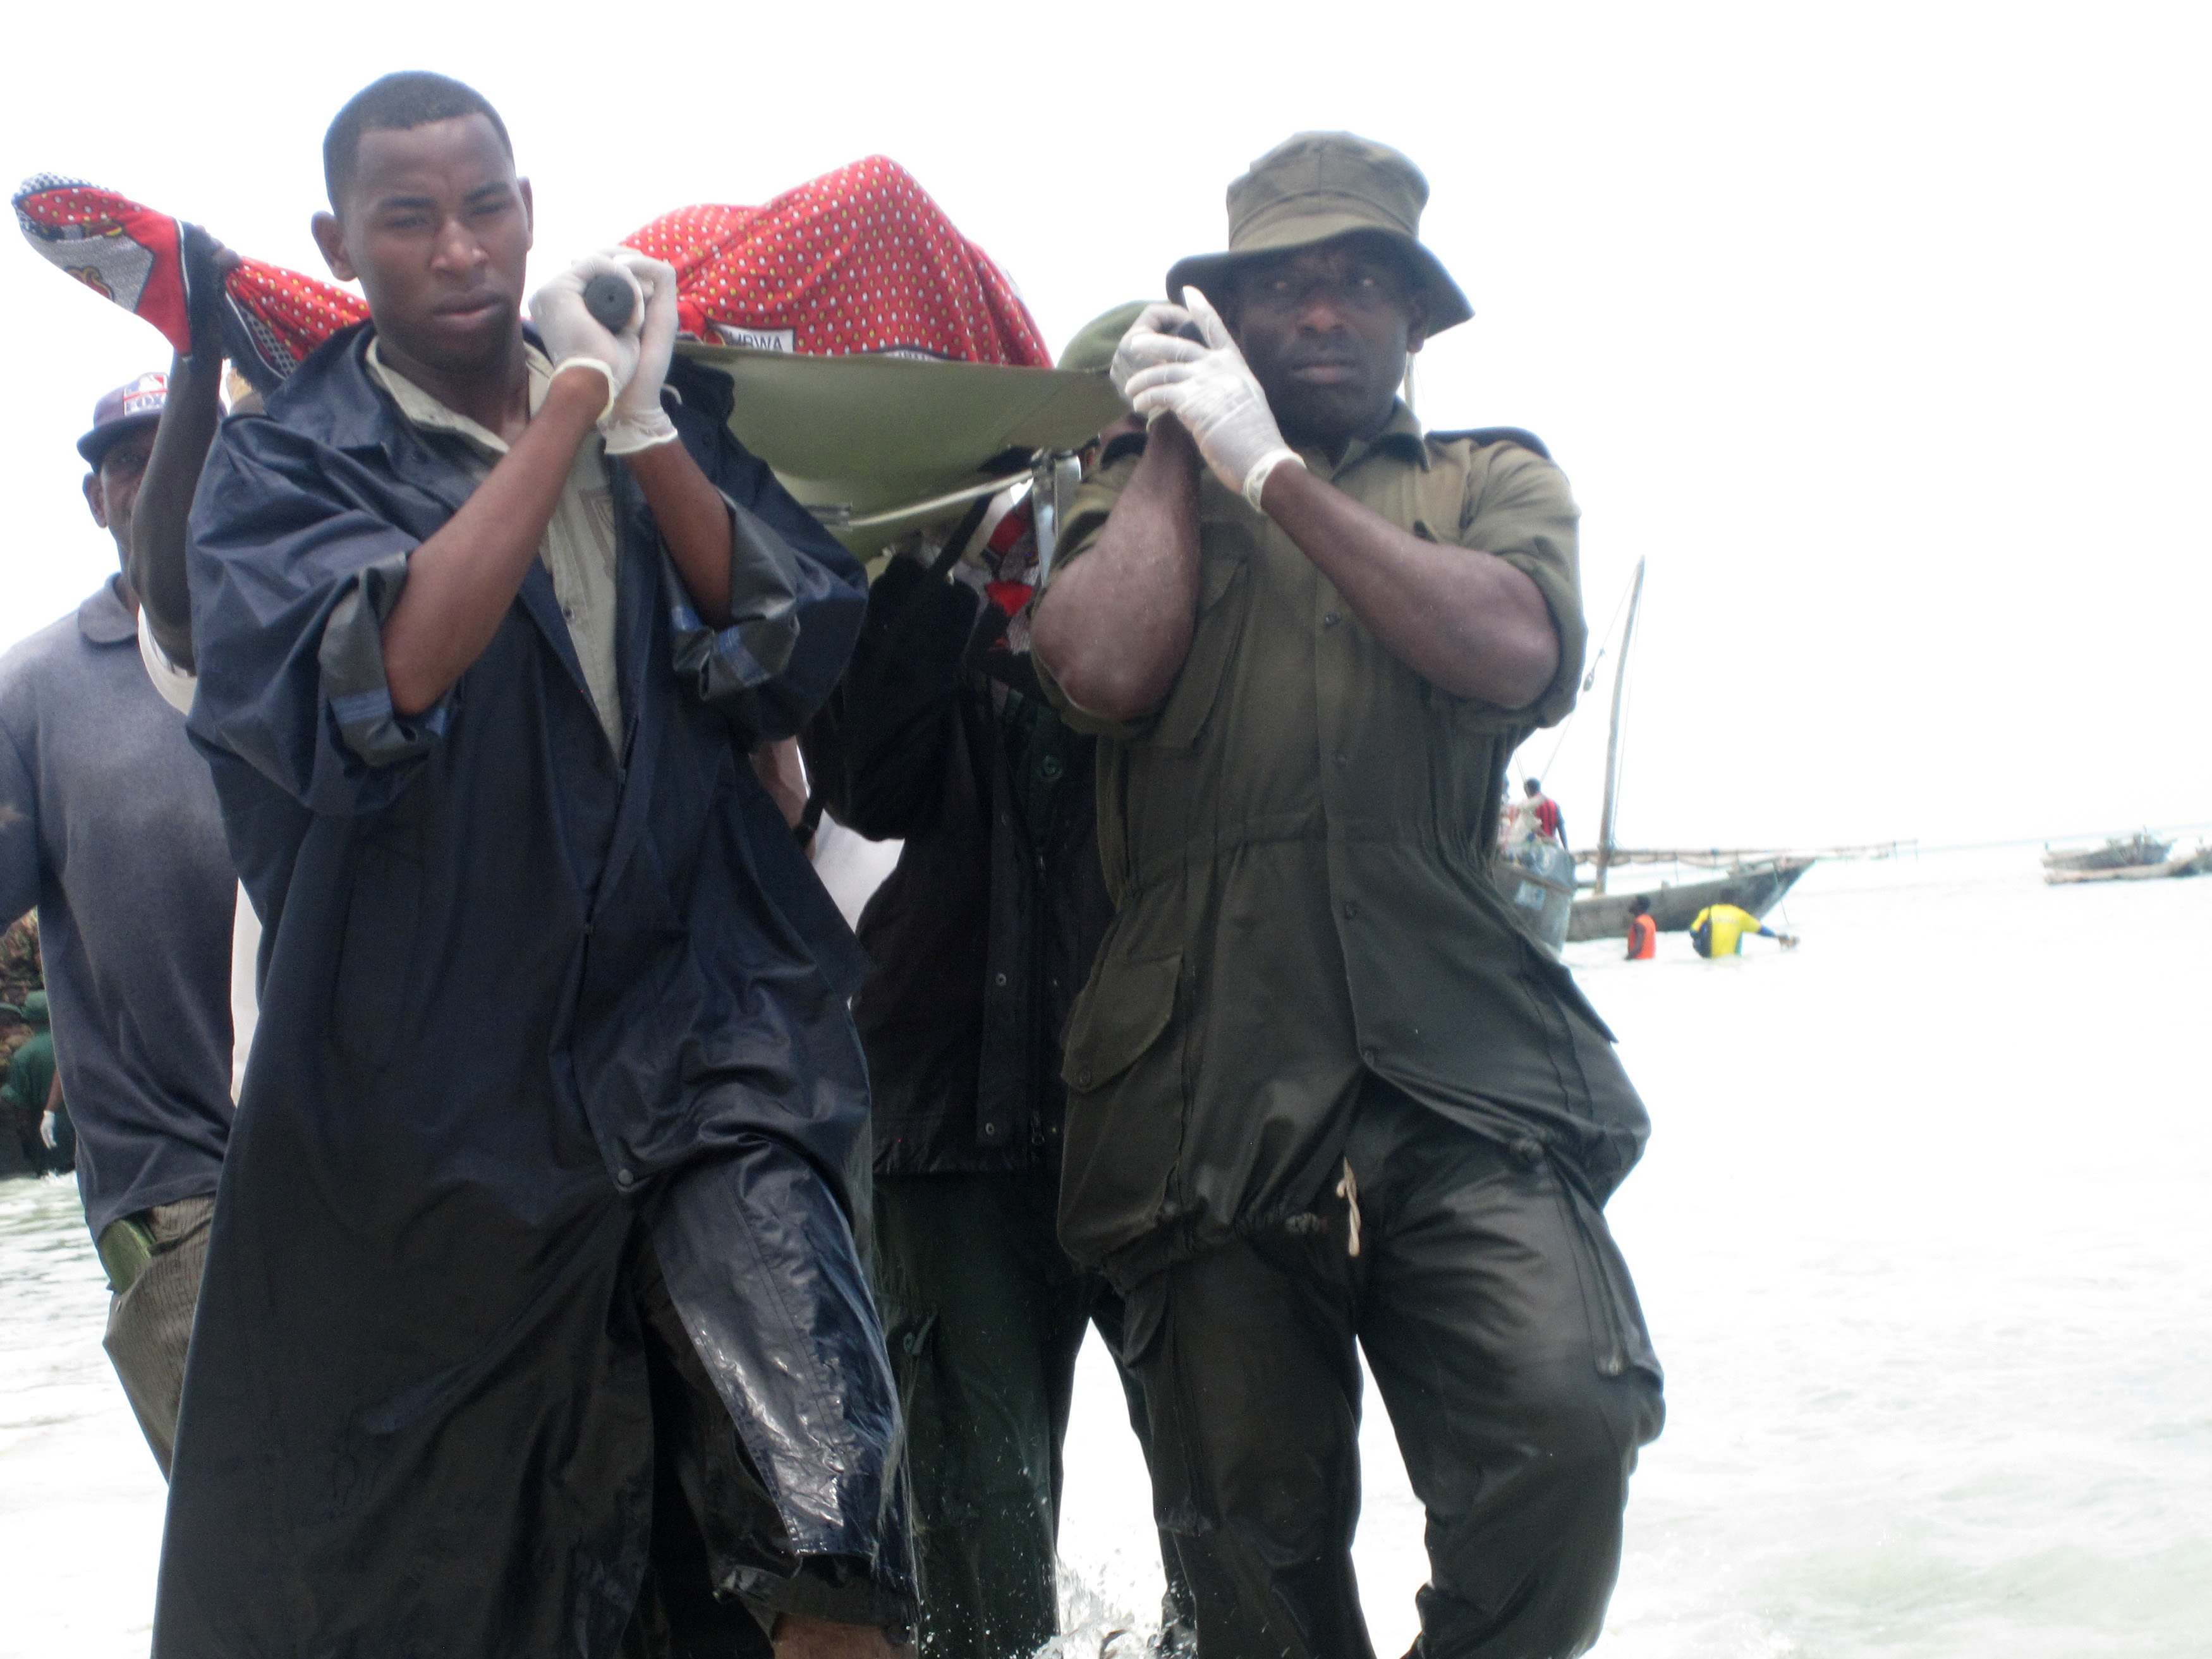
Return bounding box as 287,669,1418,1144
1041,405,1650,1291
366,342,625,750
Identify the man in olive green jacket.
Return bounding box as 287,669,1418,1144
1033,133,1663,1658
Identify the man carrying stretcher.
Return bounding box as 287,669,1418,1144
1033,133,1665,1657
157,71,911,1657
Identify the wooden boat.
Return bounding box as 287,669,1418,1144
1568,857,1814,942
2042,832,2173,873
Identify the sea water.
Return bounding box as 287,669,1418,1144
3,849,2207,1656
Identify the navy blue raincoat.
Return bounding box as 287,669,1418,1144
156,326,906,1656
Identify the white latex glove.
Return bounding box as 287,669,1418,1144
528,252,643,419
39,1110,57,1150
1123,289,1304,511
1108,301,1204,401
601,250,681,455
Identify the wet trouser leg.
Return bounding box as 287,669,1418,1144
1126,1081,1663,1659
623,1138,916,1655
873,1169,1189,1658
99,1194,215,1478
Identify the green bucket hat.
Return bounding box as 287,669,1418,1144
1165,131,1473,335
20,990,48,1026
1059,301,1150,374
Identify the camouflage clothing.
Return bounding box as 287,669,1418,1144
0,913,43,1067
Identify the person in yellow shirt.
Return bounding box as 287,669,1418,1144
1691,903,1799,958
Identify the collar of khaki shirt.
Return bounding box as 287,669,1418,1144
1297,398,1431,482
364,337,553,456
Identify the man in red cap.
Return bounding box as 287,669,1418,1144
0,370,240,1475
1034,133,1664,1658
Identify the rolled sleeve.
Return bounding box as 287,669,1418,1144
1456,442,1586,731
668,495,804,706
1031,447,1151,741
185,423,451,816
669,408,867,743
317,548,453,768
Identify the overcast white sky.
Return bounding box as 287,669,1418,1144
2,2,2204,852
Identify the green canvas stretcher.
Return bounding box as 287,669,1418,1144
674,343,1126,556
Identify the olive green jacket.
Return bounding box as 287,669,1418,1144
1040,406,1650,1291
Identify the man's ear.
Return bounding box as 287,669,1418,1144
519,177,535,253
1404,293,1430,356
83,471,109,530
312,210,356,283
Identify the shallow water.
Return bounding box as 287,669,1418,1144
4,849,2208,1656
1057,848,2212,1657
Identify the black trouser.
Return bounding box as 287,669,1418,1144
1124,1081,1664,1659
623,1157,913,1658
873,1169,1193,1658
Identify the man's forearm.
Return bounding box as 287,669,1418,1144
1258,462,1558,707
625,439,734,626
132,349,226,668
382,368,604,716
1031,419,1204,722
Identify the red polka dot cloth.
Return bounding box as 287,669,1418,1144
15,159,1047,391
623,156,1046,366
13,174,367,389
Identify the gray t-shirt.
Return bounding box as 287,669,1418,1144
0,578,236,1237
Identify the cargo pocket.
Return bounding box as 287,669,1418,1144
1152,546,1248,750
1056,951,1186,1267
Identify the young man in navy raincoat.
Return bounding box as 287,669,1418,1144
158,72,911,1658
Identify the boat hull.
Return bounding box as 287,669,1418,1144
1567,857,1815,944
2046,849,2209,885
2043,835,2172,873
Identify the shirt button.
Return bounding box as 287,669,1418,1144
1040,755,1064,781
562,604,578,623
1598,1354,1626,1378
1361,1047,1378,1067
1342,901,1359,920
1513,1138,1545,1166
1077,1068,1093,1088
994,971,1009,987
1334,752,1350,767
1322,611,1342,627
981,1121,1000,1138
615,1169,635,1189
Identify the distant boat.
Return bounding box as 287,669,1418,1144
2042,832,2173,873
2044,843,2208,886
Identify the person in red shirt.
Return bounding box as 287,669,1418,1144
1502,776,1567,849
1524,777,1566,844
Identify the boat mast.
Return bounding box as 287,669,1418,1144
1593,557,1646,897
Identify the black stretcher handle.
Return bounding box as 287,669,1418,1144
583,270,638,334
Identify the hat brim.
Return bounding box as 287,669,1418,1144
1165,216,1473,336
76,410,161,468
